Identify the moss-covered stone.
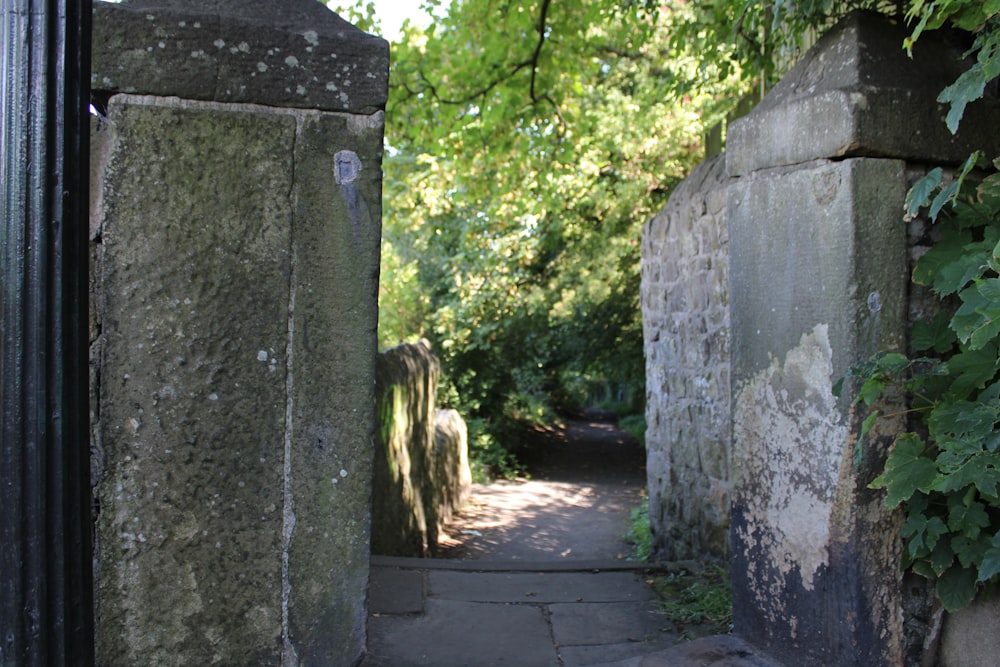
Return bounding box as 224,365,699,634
93,96,384,665
95,96,294,666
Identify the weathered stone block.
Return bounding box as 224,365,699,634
93,0,389,114
940,589,1000,667
285,108,383,665
95,97,294,665
726,11,1000,176
371,342,472,557
93,94,383,665
729,157,908,665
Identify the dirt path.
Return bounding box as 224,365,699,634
436,417,647,561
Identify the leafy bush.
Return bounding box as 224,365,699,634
465,417,520,483
618,414,647,447
842,154,1000,611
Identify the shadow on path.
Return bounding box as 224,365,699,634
363,416,783,667
436,417,647,561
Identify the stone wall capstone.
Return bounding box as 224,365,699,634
89,1,387,664
371,341,472,557
641,155,732,560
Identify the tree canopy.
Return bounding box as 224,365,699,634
330,0,998,476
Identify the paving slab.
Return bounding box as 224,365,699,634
428,570,657,604
369,566,424,615
364,598,558,667
550,600,669,646
558,637,681,667
587,635,783,667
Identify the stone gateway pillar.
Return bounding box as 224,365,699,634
89,1,387,664
726,12,997,666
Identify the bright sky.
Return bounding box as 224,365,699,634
367,0,434,40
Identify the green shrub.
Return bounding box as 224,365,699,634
618,414,647,447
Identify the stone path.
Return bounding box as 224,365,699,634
364,558,682,666
363,417,783,666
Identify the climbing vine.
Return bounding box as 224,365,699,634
833,0,1000,613
844,154,1000,611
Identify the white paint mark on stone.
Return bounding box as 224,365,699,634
258,350,269,362
238,42,250,53
326,82,338,91
296,85,306,96
302,30,319,46
285,55,299,68
209,393,219,401
158,41,165,49
733,324,846,607
193,21,201,28
867,291,882,312
179,20,186,27
334,150,362,185
257,62,268,73
213,39,225,49
339,469,348,478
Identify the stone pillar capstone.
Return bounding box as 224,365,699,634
89,1,387,664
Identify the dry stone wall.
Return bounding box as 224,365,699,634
371,342,472,557
641,155,732,560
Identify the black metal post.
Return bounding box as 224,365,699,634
2,1,94,664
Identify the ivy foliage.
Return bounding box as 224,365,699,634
847,157,1000,611
836,0,1000,612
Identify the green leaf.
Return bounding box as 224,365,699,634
930,180,961,220
937,565,978,611
948,497,990,538
906,168,943,219
951,282,1000,349
873,434,939,507
938,64,987,134
929,400,999,441
931,452,1000,497
861,410,879,436
936,247,990,297
937,437,990,473
912,312,958,353
912,229,972,291
978,543,1000,581
931,538,957,576
952,533,990,568
946,344,1000,397
857,377,885,406
904,513,949,557
912,559,937,580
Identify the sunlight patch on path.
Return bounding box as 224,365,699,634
438,478,643,561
